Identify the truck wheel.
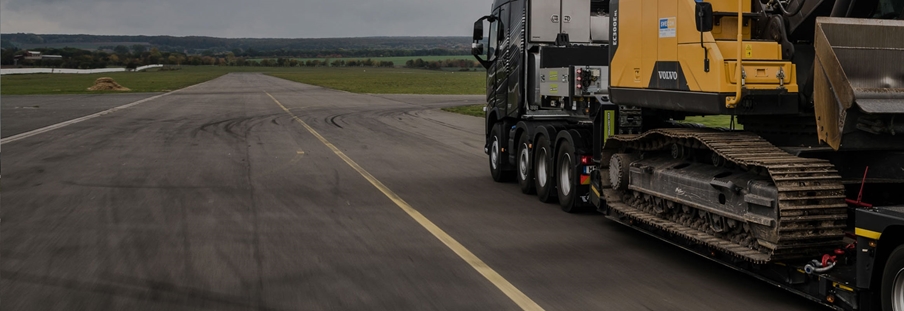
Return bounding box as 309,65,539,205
882,245,904,311
516,134,535,194
556,140,580,212
534,135,557,203
489,123,513,182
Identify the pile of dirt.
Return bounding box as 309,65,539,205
87,77,130,91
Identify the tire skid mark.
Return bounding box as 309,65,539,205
328,115,344,129
190,113,283,140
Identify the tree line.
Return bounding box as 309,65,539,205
1,33,478,69
404,58,480,70
2,33,471,55
235,57,480,70
1,46,480,70
1,46,190,69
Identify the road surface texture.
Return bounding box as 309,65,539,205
1,73,820,310
2,93,163,138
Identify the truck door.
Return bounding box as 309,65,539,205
504,0,525,119
488,6,509,120
472,4,510,125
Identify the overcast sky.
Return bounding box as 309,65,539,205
0,0,490,38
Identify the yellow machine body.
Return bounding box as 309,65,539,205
609,0,797,105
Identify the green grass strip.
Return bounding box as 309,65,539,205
1,66,242,95
681,115,743,129
442,104,485,117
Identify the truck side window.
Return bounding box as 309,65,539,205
487,17,499,60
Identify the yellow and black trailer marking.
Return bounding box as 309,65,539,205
852,206,904,290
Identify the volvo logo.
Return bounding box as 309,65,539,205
658,71,678,80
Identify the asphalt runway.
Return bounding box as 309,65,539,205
1,73,821,310
1,93,163,138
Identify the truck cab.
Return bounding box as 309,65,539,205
472,0,618,211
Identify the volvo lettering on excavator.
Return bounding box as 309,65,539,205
472,0,904,309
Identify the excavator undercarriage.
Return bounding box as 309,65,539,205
600,128,848,263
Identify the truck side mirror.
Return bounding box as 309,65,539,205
471,15,497,68
695,2,714,32
472,43,485,56
473,19,484,41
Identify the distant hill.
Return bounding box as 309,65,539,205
0,34,472,56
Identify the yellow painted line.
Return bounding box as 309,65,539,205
266,92,544,311
855,228,882,240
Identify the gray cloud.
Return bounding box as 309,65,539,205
0,0,490,38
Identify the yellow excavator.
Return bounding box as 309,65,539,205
603,0,904,260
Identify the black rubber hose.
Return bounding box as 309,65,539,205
773,0,807,16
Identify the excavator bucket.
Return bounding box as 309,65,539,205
813,17,904,150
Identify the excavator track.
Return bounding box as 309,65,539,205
601,128,847,264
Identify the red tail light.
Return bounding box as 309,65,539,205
580,155,593,165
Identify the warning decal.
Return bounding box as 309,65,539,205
659,17,676,38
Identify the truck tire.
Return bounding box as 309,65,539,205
489,123,513,182
534,135,557,203
516,133,535,194
556,140,580,212
882,245,904,311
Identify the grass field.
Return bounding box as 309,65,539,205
1,66,485,95
0,66,256,95
682,115,742,129
267,67,484,95
441,104,485,117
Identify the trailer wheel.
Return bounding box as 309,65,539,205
882,245,904,311
556,140,579,212
489,123,513,182
516,134,535,194
534,135,557,203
